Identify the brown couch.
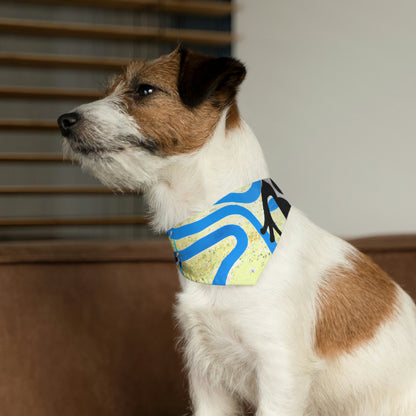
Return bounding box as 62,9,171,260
0,235,415,416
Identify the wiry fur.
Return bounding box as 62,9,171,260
58,49,416,415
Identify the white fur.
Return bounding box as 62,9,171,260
64,99,416,415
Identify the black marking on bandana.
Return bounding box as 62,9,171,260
260,180,291,243
270,178,284,194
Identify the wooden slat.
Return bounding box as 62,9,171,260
0,186,134,195
0,86,101,100
350,234,416,253
155,0,234,16
0,18,234,46
0,215,148,226
0,120,58,130
9,0,234,17
0,240,173,264
0,52,129,70
0,153,64,162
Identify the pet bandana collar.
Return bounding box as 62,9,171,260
167,179,291,286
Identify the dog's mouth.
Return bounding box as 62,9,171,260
64,134,124,156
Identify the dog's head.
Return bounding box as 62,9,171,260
58,47,246,191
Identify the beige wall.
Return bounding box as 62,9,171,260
234,0,416,238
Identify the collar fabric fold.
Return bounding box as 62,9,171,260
167,179,291,286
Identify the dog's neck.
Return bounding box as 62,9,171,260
145,112,270,233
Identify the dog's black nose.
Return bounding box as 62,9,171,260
57,112,80,136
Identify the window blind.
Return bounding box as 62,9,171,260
0,0,234,240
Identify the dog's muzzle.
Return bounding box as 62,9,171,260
57,112,80,137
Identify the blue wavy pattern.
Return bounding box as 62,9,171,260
215,180,262,205
169,204,276,252
179,225,248,285
168,180,284,285
268,198,278,211
215,180,278,211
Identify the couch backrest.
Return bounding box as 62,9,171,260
0,240,187,416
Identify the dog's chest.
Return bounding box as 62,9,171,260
176,291,257,394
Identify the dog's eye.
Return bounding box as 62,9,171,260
134,84,156,98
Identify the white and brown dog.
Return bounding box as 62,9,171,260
58,48,416,415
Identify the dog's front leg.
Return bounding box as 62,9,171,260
254,349,312,416
189,368,241,416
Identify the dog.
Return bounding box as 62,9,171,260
58,47,416,415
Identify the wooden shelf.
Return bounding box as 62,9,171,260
0,120,58,130
0,153,65,162
0,18,234,46
0,52,129,70
9,0,234,17
0,86,101,100
0,240,173,264
0,215,148,226
0,186,136,195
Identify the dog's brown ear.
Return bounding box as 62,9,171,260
178,48,246,108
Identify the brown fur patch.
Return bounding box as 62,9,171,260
226,99,241,130
315,251,398,358
108,50,224,156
